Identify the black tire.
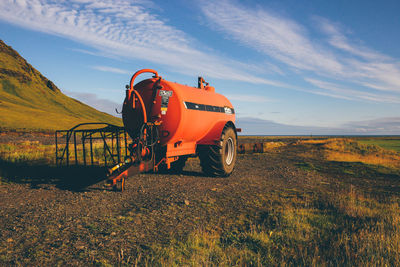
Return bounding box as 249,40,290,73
198,125,237,177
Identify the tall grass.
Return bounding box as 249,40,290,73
323,138,400,168
136,138,400,266
0,140,125,166
144,188,400,266
0,141,54,164
357,139,400,153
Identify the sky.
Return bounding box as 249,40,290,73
0,0,399,135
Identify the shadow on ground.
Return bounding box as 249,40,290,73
0,160,209,191
0,160,108,191
293,157,400,196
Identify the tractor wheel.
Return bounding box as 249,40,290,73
199,125,237,177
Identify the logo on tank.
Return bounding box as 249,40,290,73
224,107,233,114
159,90,173,115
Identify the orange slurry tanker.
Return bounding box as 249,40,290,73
55,69,240,191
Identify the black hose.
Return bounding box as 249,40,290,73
139,123,159,147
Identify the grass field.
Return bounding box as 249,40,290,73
1,136,400,265
356,137,400,152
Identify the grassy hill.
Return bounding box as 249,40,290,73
0,40,121,131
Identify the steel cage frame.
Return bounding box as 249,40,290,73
55,123,129,167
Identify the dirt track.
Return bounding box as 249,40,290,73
1,139,399,265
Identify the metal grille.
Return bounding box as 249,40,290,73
55,123,129,167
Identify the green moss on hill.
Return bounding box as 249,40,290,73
0,40,122,131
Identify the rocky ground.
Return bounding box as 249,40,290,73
1,135,399,266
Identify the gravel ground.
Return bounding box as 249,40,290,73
1,135,398,265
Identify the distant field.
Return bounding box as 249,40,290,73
355,137,400,153
239,135,400,153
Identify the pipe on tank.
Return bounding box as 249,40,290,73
129,69,158,90
127,69,159,124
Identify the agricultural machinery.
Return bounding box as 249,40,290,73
56,69,240,190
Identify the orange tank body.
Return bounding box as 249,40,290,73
122,70,236,158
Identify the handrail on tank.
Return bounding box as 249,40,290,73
129,69,158,90
127,69,159,124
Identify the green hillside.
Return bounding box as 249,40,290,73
0,40,122,131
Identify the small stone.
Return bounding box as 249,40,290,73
6,238,13,243
184,200,190,206
111,232,117,236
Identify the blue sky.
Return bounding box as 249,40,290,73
1,0,399,135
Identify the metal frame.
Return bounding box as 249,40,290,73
55,123,128,167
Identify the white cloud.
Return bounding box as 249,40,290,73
316,17,400,93
226,94,273,103
200,0,344,75
200,0,400,100
237,116,400,135
3,0,400,105
0,0,284,87
343,117,400,134
316,17,388,61
305,78,400,103
91,65,130,74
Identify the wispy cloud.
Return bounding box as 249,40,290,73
237,116,400,135
316,17,400,93
91,65,130,74
2,0,400,105
226,94,273,103
200,0,343,75
316,17,387,61
0,0,283,86
342,117,400,134
305,78,400,103
200,0,400,100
